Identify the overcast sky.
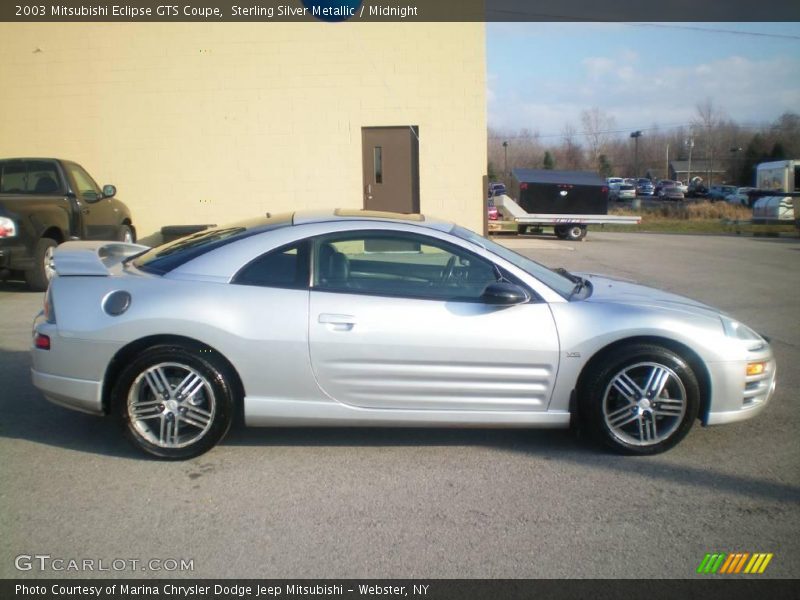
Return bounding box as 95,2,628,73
486,22,800,140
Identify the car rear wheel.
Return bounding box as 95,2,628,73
25,237,58,292
579,344,699,455
112,344,235,459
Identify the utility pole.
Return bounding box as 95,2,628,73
665,143,669,180
502,140,509,185
630,131,642,178
686,137,695,185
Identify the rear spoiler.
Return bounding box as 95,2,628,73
53,240,151,277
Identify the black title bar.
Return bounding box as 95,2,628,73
3,0,800,22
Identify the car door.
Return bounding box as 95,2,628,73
308,230,560,412
62,162,117,240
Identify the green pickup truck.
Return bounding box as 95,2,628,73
0,158,136,290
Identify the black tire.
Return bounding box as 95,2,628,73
578,344,699,455
564,225,587,241
554,226,568,240
111,344,236,459
118,224,135,243
517,225,528,235
25,237,58,292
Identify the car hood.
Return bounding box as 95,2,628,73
578,273,723,318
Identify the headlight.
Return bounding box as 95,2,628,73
0,216,17,238
720,316,765,349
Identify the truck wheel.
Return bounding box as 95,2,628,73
25,238,58,292
517,225,528,235
564,225,587,241
118,224,134,243
554,226,568,239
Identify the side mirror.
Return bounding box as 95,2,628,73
481,282,529,305
102,184,116,198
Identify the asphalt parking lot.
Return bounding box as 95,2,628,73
1,231,798,579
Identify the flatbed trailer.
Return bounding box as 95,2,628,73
492,194,641,240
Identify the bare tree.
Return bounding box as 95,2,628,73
692,98,728,185
558,123,584,170
580,107,616,170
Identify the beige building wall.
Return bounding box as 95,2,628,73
0,23,487,244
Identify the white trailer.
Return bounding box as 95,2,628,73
492,194,641,241
756,160,800,193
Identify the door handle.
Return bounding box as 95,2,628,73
318,313,357,331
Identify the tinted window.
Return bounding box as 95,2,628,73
131,214,293,275
313,231,500,301
26,161,61,194
234,241,309,289
0,160,61,194
0,161,27,193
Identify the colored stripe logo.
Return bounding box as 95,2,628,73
697,552,774,574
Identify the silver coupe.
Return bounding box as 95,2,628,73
31,210,776,459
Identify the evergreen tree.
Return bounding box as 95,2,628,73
543,151,555,170
598,154,612,178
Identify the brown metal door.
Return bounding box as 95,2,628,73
362,126,419,213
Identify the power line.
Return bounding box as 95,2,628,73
628,23,800,41
488,122,783,140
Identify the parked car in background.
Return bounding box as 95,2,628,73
487,198,499,221
0,157,135,290
608,181,636,201
653,180,675,195
31,209,776,459
488,182,506,197
636,178,655,196
675,181,688,194
687,181,709,199
708,185,738,202
606,177,623,187
726,187,756,206
657,182,685,200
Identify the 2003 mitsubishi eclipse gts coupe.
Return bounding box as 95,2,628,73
31,210,776,459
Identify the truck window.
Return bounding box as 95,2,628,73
65,162,102,201
25,161,61,194
794,165,799,192
0,161,27,193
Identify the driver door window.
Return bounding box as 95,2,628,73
65,163,102,202
313,232,499,301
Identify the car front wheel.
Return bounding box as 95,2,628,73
579,344,699,455
112,344,236,459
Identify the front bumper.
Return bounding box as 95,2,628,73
704,353,777,426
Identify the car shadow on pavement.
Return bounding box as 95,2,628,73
224,422,577,452
0,348,140,459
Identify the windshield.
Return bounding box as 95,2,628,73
450,225,576,298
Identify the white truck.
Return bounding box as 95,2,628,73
753,160,799,226
756,159,800,193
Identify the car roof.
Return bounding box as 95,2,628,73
291,209,454,232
